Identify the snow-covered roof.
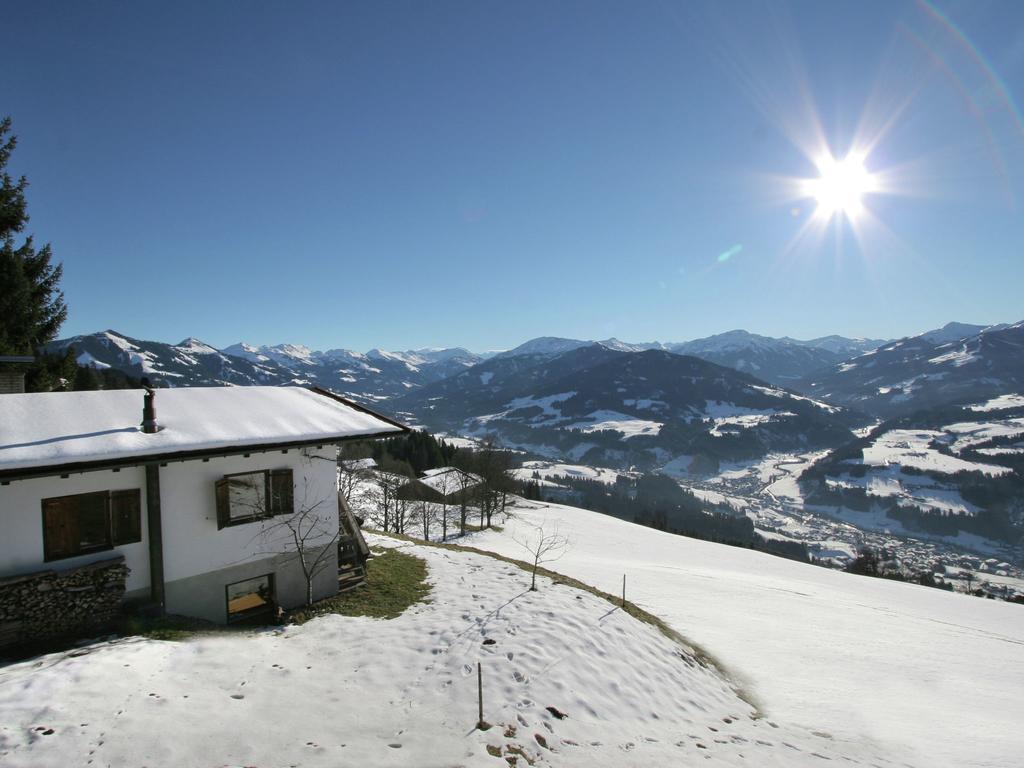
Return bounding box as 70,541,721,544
417,467,484,493
340,457,378,471
0,386,405,475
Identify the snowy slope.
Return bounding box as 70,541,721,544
469,500,1024,768
0,537,909,768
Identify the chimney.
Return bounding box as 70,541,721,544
141,378,158,434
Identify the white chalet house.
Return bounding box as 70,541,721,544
0,386,405,629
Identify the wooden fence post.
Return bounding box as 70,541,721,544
477,662,484,729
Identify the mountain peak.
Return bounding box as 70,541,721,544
916,322,988,346
176,337,219,354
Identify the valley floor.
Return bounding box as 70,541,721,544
0,531,937,768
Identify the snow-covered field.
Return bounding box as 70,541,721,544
511,461,631,486
968,393,1024,412
861,429,1011,476
0,533,922,768
565,410,663,438
940,417,1024,454
469,500,1024,768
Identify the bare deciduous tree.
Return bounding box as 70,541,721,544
369,457,415,534
513,522,570,591
252,476,340,608
451,451,481,535
338,457,373,506
474,441,515,528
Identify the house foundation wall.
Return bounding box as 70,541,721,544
164,543,338,623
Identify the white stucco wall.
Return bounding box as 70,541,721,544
0,467,152,592
159,446,339,582
0,445,340,598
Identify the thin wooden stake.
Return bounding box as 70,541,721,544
477,662,484,729
622,573,626,608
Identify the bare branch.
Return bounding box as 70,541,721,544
513,522,570,591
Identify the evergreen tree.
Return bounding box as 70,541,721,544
0,117,67,356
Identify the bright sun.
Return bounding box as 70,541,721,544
805,154,877,219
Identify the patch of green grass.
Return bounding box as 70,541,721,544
288,548,432,623
115,613,230,642
464,522,504,533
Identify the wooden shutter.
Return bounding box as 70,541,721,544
42,497,78,561
110,489,142,545
215,478,231,529
269,469,294,516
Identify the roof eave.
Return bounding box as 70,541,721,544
308,386,412,433
0,428,403,485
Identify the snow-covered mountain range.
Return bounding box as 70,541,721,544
48,331,486,400
795,321,1024,418
390,342,866,469
49,321,1018,427
491,331,888,384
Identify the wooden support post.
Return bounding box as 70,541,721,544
146,463,165,614
622,573,626,608
477,662,484,729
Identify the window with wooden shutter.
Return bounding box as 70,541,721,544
268,469,294,515
215,478,231,530
41,490,125,561
110,489,142,545
42,496,80,561
216,469,294,527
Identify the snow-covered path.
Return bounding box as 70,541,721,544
2,536,911,767
469,500,1024,768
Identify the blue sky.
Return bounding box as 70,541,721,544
2,1,1022,352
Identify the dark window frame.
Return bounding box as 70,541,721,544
225,572,276,623
215,468,294,530
41,488,143,562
